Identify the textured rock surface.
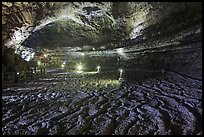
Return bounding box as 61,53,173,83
26,2,203,78
2,2,202,135
23,2,202,48
2,2,37,72
2,71,202,135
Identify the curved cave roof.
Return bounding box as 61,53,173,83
2,2,202,79
3,2,202,51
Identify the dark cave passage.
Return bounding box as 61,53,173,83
2,2,202,135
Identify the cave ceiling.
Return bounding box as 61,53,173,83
2,2,202,61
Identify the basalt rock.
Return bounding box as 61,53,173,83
2,2,202,79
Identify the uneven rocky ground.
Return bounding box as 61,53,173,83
2,71,202,135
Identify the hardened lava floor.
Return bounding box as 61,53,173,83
2,71,202,135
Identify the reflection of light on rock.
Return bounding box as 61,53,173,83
5,26,35,61
130,25,144,39
81,53,85,56
77,70,82,73
13,30,24,44
116,48,124,55
33,7,95,32
24,52,35,62
19,47,35,62
33,17,56,32
116,48,129,60
81,7,104,19
5,26,31,48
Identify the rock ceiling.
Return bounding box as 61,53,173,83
2,2,202,61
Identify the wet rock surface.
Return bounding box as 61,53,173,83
2,71,202,135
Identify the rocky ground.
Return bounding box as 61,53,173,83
2,70,202,135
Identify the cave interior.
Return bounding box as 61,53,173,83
2,2,202,135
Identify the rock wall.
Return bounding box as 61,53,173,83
2,2,202,80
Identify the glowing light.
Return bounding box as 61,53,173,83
81,53,85,56
76,63,83,71
117,48,123,53
119,68,123,73
119,68,123,77
76,63,83,73
63,61,66,65
44,54,47,58
97,66,101,72
17,72,20,75
116,48,129,60
97,66,100,70
37,61,41,66
33,71,35,74
61,64,65,68
116,48,124,55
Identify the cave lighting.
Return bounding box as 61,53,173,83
76,63,83,73
116,48,124,55
119,68,123,73
97,66,101,72
17,72,20,75
63,61,66,65
43,54,48,58
37,61,41,66
116,48,129,60
119,68,123,77
61,64,65,68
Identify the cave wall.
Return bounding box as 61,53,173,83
167,42,202,80
2,2,35,73
2,2,202,81
2,2,53,73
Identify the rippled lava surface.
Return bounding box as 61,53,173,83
2,71,202,135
